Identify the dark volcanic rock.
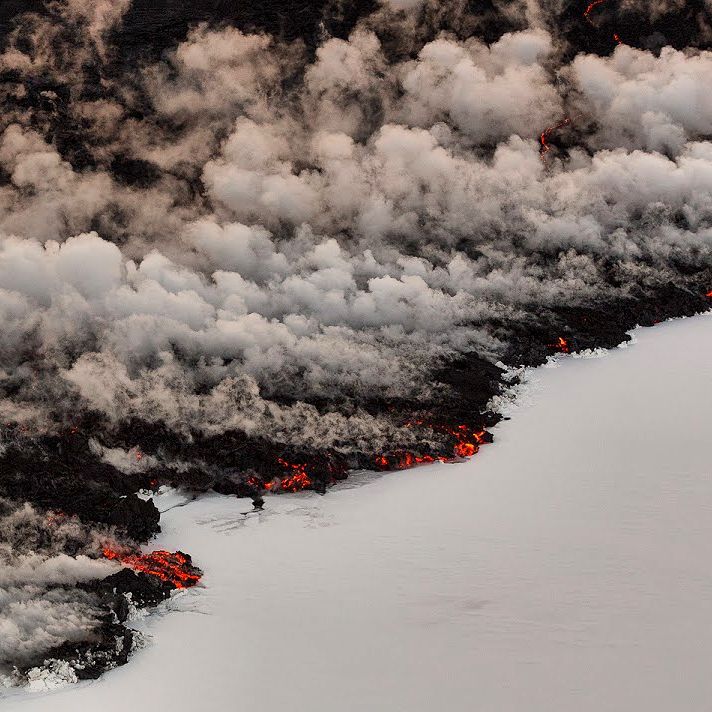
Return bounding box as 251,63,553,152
0,433,161,541
37,622,135,681
88,568,174,612
21,560,200,682
0,0,711,689
107,494,161,541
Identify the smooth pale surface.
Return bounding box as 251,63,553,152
6,313,712,712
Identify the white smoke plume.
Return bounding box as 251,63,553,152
0,0,708,436
0,0,707,457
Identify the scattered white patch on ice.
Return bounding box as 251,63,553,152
24,662,77,693
571,347,608,359
487,364,530,416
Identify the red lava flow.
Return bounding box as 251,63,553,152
103,547,202,589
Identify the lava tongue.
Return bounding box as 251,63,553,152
103,547,202,589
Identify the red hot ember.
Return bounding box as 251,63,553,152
269,458,312,492
548,336,571,353
247,456,348,494
539,117,572,161
375,423,491,471
103,547,202,589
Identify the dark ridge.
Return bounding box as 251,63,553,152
37,621,135,681
18,569,183,681
4,282,708,529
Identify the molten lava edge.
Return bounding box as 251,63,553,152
102,548,202,590
2,281,710,685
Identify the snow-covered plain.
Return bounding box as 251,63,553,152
5,313,712,711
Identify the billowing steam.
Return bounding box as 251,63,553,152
0,501,117,674
1,0,711,682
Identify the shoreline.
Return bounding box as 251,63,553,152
7,310,712,711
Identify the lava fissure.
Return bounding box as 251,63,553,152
584,0,623,44
540,0,624,161
539,116,572,161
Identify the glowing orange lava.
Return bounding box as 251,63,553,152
706,290,712,298
103,547,201,589
540,117,572,161
375,423,490,471
271,458,313,492
549,336,571,353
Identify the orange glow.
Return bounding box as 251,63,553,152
549,336,570,353
454,441,477,458
375,423,490,471
103,547,201,589
540,117,572,161
275,458,313,492
705,290,712,298
375,451,438,470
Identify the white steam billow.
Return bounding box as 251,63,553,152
0,502,118,675
0,2,710,443
0,0,710,684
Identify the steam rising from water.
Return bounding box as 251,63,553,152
1,0,711,676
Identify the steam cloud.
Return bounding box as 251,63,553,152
0,500,118,678
0,0,711,679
